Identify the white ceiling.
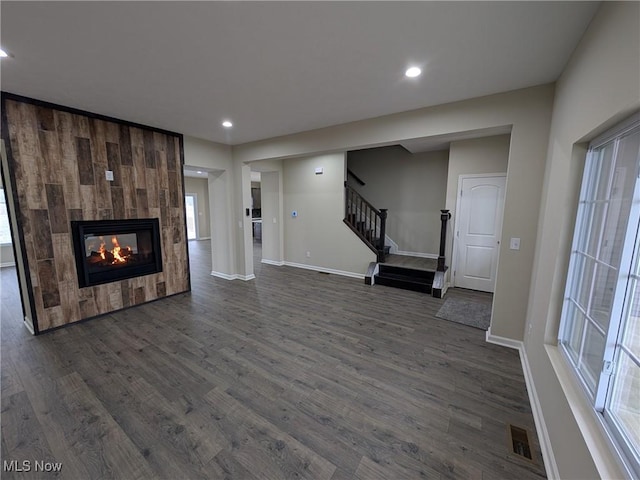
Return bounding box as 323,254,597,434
183,168,209,179
1,1,600,146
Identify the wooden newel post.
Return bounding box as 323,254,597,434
437,209,451,272
378,209,388,262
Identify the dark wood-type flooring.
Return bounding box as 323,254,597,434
1,239,546,479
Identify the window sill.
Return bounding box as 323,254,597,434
545,344,633,479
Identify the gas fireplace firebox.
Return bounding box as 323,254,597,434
71,219,163,288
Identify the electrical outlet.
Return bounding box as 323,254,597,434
306,251,311,258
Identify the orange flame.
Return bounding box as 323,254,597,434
111,236,127,263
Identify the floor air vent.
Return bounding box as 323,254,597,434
508,424,533,460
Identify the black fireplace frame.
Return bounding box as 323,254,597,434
71,218,163,288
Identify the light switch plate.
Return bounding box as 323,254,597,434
105,170,114,181
510,237,521,250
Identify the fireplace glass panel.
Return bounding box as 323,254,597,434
72,219,162,287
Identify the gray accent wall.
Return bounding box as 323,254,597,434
348,146,448,256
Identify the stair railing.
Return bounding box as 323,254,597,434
344,184,387,262
437,209,451,271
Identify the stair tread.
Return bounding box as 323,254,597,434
374,275,432,293
378,265,435,280
375,274,433,285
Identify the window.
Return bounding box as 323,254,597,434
559,114,640,475
0,188,12,245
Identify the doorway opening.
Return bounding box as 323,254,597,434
185,194,198,240
251,172,262,275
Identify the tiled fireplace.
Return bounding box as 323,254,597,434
1,93,190,333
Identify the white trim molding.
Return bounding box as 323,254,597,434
211,270,236,280
210,271,255,281
394,250,438,259
485,330,523,350
23,317,35,335
546,345,635,479
283,261,364,279
0,261,16,268
486,332,559,480
261,259,285,266
385,235,399,254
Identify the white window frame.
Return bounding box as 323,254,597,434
558,113,640,476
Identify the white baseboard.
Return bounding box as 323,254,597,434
486,331,559,480
211,270,236,280
23,317,35,335
210,271,255,281
197,236,211,240
485,330,523,350
0,261,16,268
521,346,560,480
385,235,399,254
283,261,364,279
394,250,439,259
261,259,285,266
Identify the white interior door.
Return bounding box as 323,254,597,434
454,175,506,292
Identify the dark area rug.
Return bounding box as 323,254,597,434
435,297,492,330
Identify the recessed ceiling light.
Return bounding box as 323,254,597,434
0,49,9,58
405,66,421,78
197,171,203,174
222,120,233,128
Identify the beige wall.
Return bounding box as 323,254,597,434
184,177,211,239
283,153,375,275
184,135,233,171
445,134,510,275
524,3,640,479
348,146,448,255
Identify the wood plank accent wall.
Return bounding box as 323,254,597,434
1,95,190,333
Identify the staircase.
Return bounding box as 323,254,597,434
343,184,389,262
344,181,451,298
374,263,435,294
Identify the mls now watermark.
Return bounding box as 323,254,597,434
3,460,63,473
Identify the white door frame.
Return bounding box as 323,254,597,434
185,193,199,240
451,172,506,291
